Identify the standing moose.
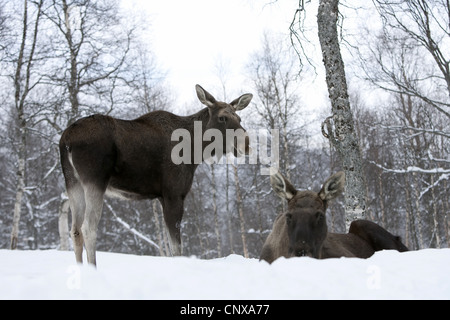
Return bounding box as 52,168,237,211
60,85,253,265
260,170,408,263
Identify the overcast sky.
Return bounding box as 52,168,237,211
121,0,322,107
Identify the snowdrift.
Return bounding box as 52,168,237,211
1,248,449,300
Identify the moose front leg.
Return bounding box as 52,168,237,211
162,197,184,256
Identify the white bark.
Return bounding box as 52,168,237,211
211,165,222,258
233,165,248,258
10,0,43,249
317,0,367,230
11,158,25,250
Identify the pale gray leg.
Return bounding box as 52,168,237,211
67,182,86,263
81,185,105,266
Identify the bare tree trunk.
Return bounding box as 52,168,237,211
233,165,248,258
61,0,79,125
11,153,25,250
404,174,417,249
10,0,43,249
412,172,424,248
10,0,28,250
211,165,222,257
446,215,450,248
226,164,234,254
377,170,386,227
429,174,440,247
443,179,449,247
253,164,264,246
317,0,366,230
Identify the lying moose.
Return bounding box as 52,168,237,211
260,170,408,263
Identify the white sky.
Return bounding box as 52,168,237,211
121,0,324,107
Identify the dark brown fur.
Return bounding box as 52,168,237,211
60,85,252,265
260,171,408,263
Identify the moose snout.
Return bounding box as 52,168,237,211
289,242,313,258
293,248,313,257
295,249,308,257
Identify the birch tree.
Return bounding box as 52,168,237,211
10,0,44,250
317,0,367,228
44,0,133,124
233,165,249,258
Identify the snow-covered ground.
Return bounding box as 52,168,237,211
1,248,449,300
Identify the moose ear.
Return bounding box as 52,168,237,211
230,93,253,111
270,168,296,201
196,84,216,107
319,171,345,201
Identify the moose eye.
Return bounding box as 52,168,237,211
218,116,227,123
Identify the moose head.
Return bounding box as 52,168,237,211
195,84,253,158
270,170,345,258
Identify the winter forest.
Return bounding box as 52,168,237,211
0,0,448,260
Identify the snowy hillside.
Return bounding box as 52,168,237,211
1,249,449,300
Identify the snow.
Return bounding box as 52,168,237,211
1,248,449,300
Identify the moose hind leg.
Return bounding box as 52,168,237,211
81,185,105,266
349,220,409,252
67,182,86,263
